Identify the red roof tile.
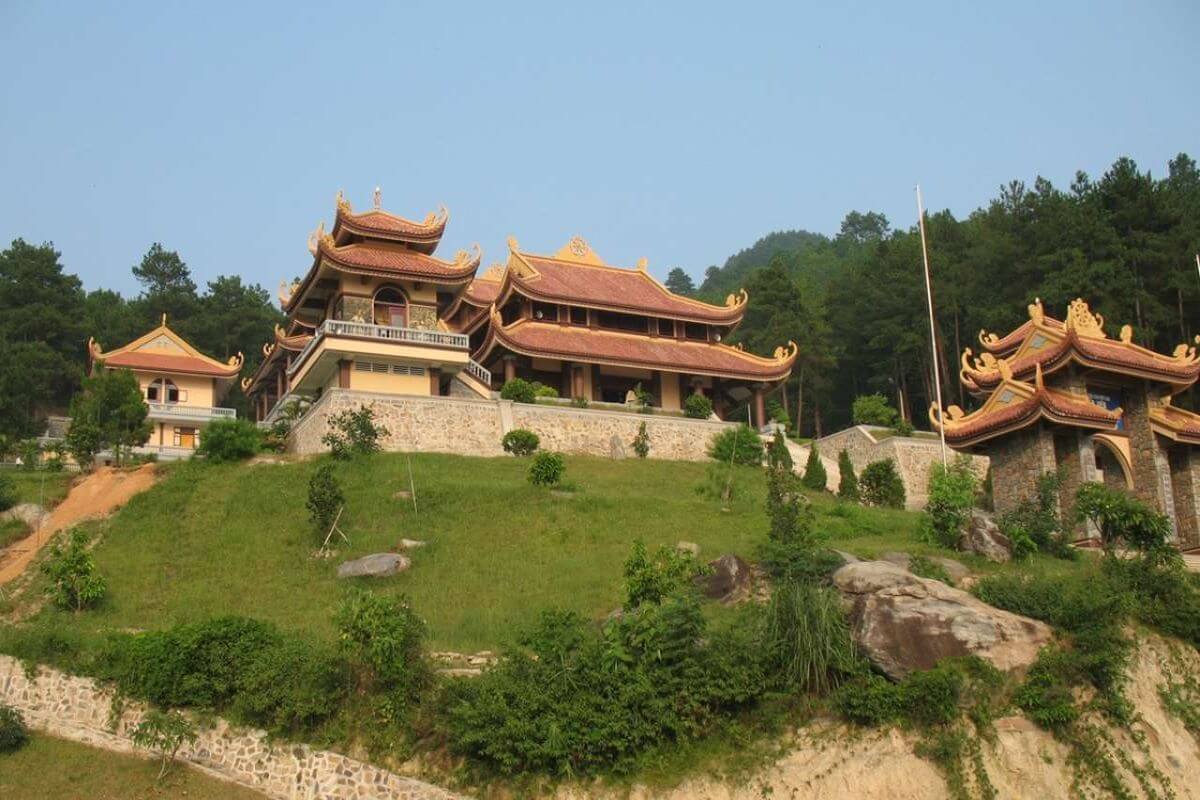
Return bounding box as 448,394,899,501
334,206,447,248
320,240,479,281
103,351,239,378
481,318,795,380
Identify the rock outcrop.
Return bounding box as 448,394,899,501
958,510,1012,562
832,560,1051,679
336,553,410,578
695,554,752,604
0,503,47,529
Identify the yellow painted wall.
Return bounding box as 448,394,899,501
132,371,216,407
660,372,682,411
579,366,594,400
337,275,438,304
350,366,430,395
602,365,654,380
291,338,468,390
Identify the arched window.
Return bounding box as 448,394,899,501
147,378,183,403
373,287,408,328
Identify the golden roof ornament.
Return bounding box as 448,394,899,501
481,263,505,281
228,352,244,369
161,313,168,327
773,340,799,361
240,376,253,392
1028,298,1044,324
307,221,325,255
1065,298,1105,339
725,289,749,308
997,358,1013,382
507,235,520,253
335,190,350,214
1119,324,1133,344
568,235,588,257
636,257,648,272
262,342,274,357
373,186,382,209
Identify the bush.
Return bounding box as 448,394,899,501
17,439,40,470
801,445,827,491
909,554,953,584
41,529,106,612
859,459,905,508
0,471,15,512
232,637,347,734
306,463,344,537
891,419,915,437
322,405,388,459
334,590,430,713
622,540,705,610
767,429,793,472
762,580,856,693
533,382,559,399
65,420,102,470
998,472,1072,559
835,657,999,730
706,424,763,466
528,451,565,487
759,467,841,582
0,704,28,753
130,709,198,780
766,399,790,428
197,418,261,462
570,396,589,408
500,378,537,404
836,450,859,501
919,456,978,548
631,422,650,458
852,394,899,427
683,393,714,419
1075,483,1171,556
501,428,539,456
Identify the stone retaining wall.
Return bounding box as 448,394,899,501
0,655,468,800
288,389,734,462
815,426,989,510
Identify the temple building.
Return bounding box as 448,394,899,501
247,192,796,426
457,235,797,421
930,298,1200,549
88,315,242,451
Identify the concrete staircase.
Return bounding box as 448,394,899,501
785,439,841,492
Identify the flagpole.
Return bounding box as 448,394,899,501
916,185,948,467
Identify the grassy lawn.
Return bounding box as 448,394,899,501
0,733,264,799
12,453,1075,651
3,468,73,508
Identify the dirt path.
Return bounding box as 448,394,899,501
0,464,158,586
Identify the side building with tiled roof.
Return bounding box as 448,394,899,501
931,298,1200,550
461,235,796,423
89,315,242,452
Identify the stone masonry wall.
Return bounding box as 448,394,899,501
1169,446,1200,550
0,655,468,800
814,426,988,510
289,389,734,462
1124,385,1180,538
989,424,1057,517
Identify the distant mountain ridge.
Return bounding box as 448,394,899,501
697,229,831,300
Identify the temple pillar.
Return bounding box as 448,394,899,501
1168,446,1200,550
571,365,585,399
659,371,681,412
1124,384,1179,539
1054,429,1099,541
753,384,767,430
429,367,441,396
503,355,517,383
989,423,1058,517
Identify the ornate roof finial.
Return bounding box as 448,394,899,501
636,257,648,272
1028,298,1044,324
373,186,382,209
1065,298,1106,339
336,190,350,214
997,358,1013,382
507,235,520,253
161,312,167,327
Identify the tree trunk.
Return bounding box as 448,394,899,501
814,402,823,439
1180,287,1188,341
954,309,964,406
796,365,806,439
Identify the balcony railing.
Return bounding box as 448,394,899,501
465,358,492,387
146,403,237,421
288,319,470,377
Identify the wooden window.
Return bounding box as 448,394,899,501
173,427,197,448
532,301,557,321
570,306,587,325
657,318,674,336
684,323,708,341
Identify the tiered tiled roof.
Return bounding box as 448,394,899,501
89,316,243,379
497,236,748,325
1150,402,1200,445
476,308,797,381
931,364,1122,448
961,299,1200,395
332,194,447,253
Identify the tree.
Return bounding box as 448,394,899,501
68,367,151,465
664,267,696,296
129,709,198,780
852,394,900,427
836,450,859,501
306,463,344,537
631,421,650,458
131,243,197,326
64,419,102,470
41,529,107,611
801,445,827,491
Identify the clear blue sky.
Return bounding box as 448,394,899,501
1,1,1196,297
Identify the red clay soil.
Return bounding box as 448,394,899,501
0,464,158,586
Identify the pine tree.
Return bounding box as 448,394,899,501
801,445,827,491
836,449,859,501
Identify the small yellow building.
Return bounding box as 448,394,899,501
88,316,242,451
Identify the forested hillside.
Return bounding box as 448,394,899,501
703,155,1200,436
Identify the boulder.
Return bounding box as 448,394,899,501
881,551,971,585
336,553,410,579
0,503,47,529
959,510,1012,563
695,554,752,604
398,538,426,549
832,560,1052,680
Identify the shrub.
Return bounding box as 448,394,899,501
631,382,652,410
683,393,714,419
762,580,856,693
859,459,905,508
759,467,840,582
130,709,198,780
322,405,388,459
0,704,28,754
501,428,539,456
998,471,1072,559
528,451,565,487
0,471,15,512
852,393,899,427
500,378,537,404
835,657,999,730
570,396,589,408
17,439,40,470
909,554,953,584
197,418,261,462
707,424,763,466
64,420,102,470
891,419,915,437
834,674,903,725
801,445,827,491
919,456,977,548
1075,482,1171,556
766,399,790,428
533,382,559,399
767,429,793,472
631,422,650,459
232,637,346,734
622,539,705,610
836,450,859,501
41,529,106,612
306,463,344,537
334,590,429,716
